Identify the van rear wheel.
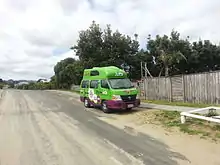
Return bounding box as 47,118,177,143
102,101,110,113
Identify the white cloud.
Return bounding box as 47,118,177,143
0,0,220,80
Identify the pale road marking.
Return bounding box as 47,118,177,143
110,157,124,165
103,138,145,165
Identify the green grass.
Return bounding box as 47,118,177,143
60,89,80,94
71,90,80,94
142,99,220,108
215,133,220,138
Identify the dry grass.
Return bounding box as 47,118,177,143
142,99,220,108
133,109,220,141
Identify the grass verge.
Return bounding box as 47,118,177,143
135,110,220,141
142,99,220,108
60,89,80,94
70,90,80,94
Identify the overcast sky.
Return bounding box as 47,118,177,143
0,0,220,80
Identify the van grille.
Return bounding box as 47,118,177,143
120,95,136,102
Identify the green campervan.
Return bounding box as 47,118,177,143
79,66,140,113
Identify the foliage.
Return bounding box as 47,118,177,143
53,58,84,89
72,21,139,79
147,31,188,76
16,82,56,90
0,83,4,89
142,99,220,108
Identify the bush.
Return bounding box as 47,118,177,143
16,82,57,90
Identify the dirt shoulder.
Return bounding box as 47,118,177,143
49,90,220,165
98,108,220,165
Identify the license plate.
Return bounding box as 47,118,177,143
127,104,134,108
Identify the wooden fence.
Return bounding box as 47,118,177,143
139,70,220,104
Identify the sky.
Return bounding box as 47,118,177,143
0,0,220,80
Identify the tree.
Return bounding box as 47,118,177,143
50,75,57,89
72,21,140,79
53,57,84,89
147,30,187,77
54,57,76,89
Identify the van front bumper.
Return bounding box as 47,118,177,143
106,99,141,110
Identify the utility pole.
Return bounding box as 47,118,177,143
141,61,153,100
141,62,147,100
141,61,143,80
140,62,144,99
144,62,147,100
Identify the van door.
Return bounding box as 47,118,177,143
80,80,89,100
89,80,100,105
99,79,111,102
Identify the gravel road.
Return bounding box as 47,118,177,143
0,90,187,165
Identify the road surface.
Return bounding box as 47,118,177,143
0,90,187,165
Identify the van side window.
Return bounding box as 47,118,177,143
90,70,99,76
81,80,89,88
90,80,99,88
101,80,109,89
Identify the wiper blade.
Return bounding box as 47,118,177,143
113,87,124,89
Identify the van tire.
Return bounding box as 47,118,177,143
102,101,110,113
84,98,91,108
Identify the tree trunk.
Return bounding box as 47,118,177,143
165,65,169,77
158,67,164,77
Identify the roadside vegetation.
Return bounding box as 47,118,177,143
142,100,220,108
70,90,80,94
0,83,4,89
134,110,220,141
15,82,56,90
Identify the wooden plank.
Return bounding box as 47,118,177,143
171,75,184,101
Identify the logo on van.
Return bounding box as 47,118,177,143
115,72,123,76
124,90,130,94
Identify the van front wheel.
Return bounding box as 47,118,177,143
102,102,110,113
127,108,132,111
84,98,91,108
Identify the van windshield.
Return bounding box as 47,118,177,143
108,78,134,89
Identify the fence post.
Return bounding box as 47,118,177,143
183,74,186,102
144,78,147,100
170,76,173,102
206,73,209,104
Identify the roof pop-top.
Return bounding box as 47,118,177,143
83,66,127,80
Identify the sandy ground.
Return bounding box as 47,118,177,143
0,89,191,165
53,90,220,165
98,110,220,165
0,90,146,165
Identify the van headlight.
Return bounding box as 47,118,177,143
136,94,140,99
112,95,121,100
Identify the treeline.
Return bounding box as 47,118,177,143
16,82,56,90
20,21,220,90
52,21,220,89
0,78,5,89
